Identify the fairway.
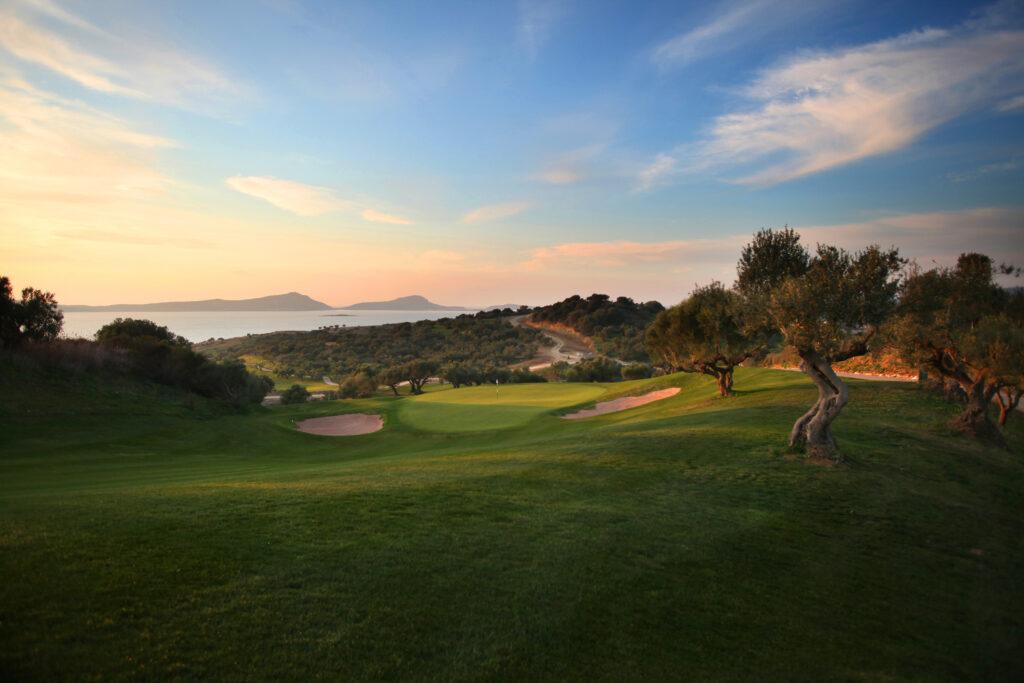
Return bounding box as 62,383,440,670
398,382,607,432
3,363,1024,681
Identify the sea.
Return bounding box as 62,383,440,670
59,309,480,344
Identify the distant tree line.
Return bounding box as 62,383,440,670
529,293,664,361
199,311,547,383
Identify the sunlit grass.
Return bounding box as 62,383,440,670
2,364,1022,680
399,382,606,432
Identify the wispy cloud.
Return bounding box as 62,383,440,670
0,75,177,204
947,158,1021,182
517,0,567,59
226,176,353,217
996,93,1024,111
362,208,413,225
519,238,740,271
227,175,414,224
651,0,832,70
645,14,1024,187
635,153,677,192
0,14,135,96
536,145,607,185
461,202,531,224
0,1,250,108
652,0,768,69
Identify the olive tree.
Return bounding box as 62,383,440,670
888,254,1023,438
646,282,765,396
738,231,902,458
402,359,439,395
379,365,406,396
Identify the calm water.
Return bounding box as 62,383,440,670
60,309,478,343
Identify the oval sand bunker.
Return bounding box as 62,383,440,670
562,387,680,420
296,413,383,436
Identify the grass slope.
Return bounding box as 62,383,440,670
2,361,1023,681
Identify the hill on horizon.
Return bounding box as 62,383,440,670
61,292,331,312
339,295,473,311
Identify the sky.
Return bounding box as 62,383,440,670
1,0,1023,308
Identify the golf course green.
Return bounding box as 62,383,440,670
398,382,607,432
2,361,1023,681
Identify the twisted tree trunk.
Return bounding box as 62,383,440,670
701,366,734,397
951,376,1003,443
924,352,1005,444
789,349,849,460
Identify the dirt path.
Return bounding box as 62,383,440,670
509,315,593,367
562,387,681,420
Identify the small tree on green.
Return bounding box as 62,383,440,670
379,365,406,396
646,282,764,396
402,359,439,395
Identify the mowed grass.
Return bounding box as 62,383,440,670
2,359,1024,681
398,382,607,432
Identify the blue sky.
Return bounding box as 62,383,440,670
2,0,1022,306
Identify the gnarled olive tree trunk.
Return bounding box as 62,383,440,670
951,375,1003,443
789,349,849,459
697,364,734,397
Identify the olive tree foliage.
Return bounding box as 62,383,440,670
888,254,1023,437
0,276,64,348
738,230,903,458
95,317,189,347
735,227,810,299
646,282,765,396
402,359,439,395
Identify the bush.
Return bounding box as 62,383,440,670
621,363,653,380
340,371,377,398
93,318,273,407
280,384,310,405
510,368,547,383
566,357,622,382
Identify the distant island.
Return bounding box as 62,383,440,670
61,292,332,312
339,295,473,311
483,303,526,311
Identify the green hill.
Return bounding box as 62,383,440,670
2,359,1023,680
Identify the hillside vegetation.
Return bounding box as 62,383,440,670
198,311,545,381
3,360,1022,681
529,293,664,361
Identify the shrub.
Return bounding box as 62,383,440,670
280,384,310,405
621,363,652,381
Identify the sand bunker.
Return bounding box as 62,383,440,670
562,387,680,420
295,413,383,436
